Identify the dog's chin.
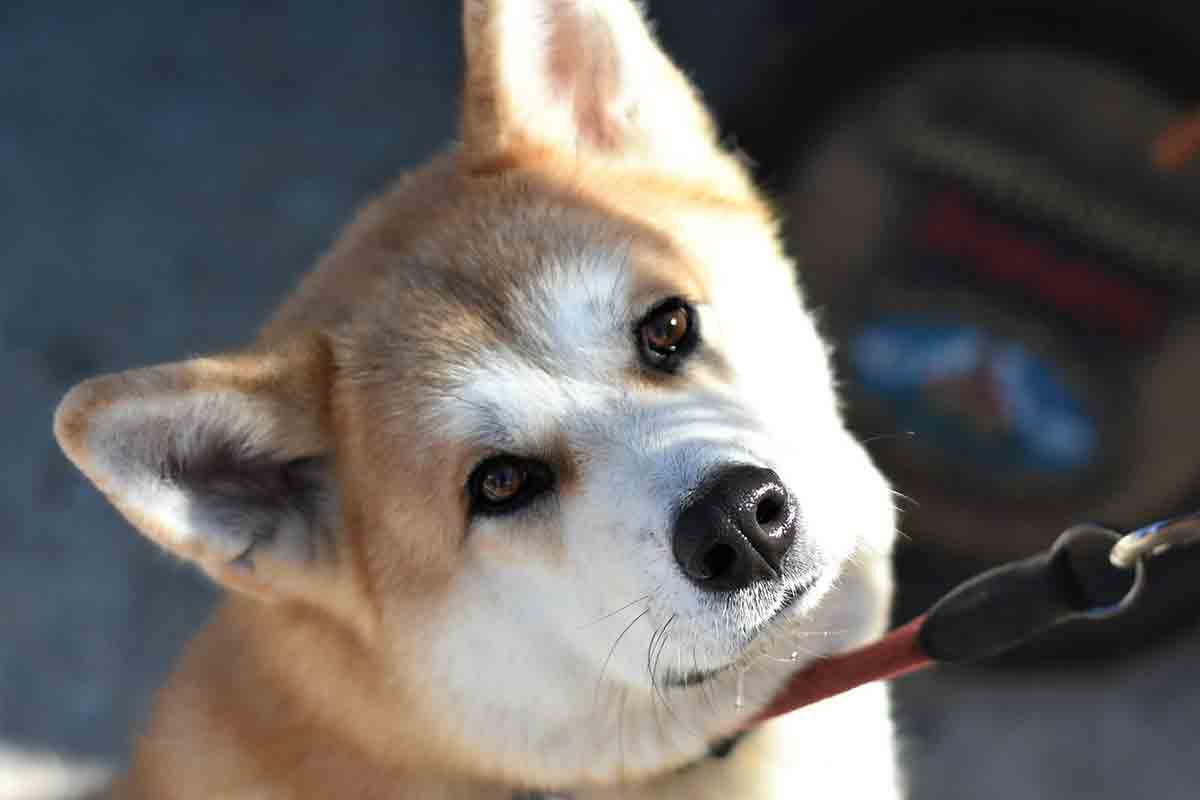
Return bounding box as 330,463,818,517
660,570,824,689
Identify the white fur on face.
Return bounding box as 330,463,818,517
420,224,896,786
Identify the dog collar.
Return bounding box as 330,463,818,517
512,732,747,800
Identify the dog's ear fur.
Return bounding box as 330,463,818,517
460,0,719,174
54,336,338,601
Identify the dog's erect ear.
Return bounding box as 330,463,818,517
460,0,719,173
54,336,338,601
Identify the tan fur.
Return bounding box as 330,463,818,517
54,3,898,797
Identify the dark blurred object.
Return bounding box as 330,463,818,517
787,44,1200,561
757,1,1200,657
728,1,1200,188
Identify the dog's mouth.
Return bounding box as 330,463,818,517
659,573,819,689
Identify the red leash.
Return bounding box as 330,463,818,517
749,614,930,725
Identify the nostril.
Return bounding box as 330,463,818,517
701,542,738,581
755,492,785,527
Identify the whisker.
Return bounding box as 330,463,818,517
644,614,680,747
890,488,921,509
577,594,651,630
594,609,651,709
756,626,861,665
650,615,710,741
649,614,675,702
860,430,916,445
645,617,665,687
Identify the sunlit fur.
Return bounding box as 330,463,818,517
53,2,900,797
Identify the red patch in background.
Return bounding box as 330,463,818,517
915,191,1164,340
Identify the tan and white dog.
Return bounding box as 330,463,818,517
54,1,900,797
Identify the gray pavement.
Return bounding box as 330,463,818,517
2,2,1196,798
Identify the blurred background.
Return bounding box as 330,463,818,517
3,1,1200,797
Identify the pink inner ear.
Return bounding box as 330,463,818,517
545,0,627,151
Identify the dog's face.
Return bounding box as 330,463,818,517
54,0,895,790
331,171,895,782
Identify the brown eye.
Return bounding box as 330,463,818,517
481,460,525,503
468,456,554,516
637,298,699,371
644,306,690,351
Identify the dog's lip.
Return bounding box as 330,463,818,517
660,573,818,689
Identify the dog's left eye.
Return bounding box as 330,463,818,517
637,298,699,372
467,455,554,516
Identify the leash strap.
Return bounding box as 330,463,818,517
749,614,930,725
753,515,1199,725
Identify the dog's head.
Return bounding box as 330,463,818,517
55,0,895,790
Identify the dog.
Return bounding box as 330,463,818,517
54,1,900,796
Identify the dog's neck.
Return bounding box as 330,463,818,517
120,599,747,799
121,599,427,797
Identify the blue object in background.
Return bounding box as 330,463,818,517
850,316,1097,480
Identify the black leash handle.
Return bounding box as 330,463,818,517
919,525,1146,663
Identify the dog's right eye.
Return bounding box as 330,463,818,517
636,297,699,373
467,455,554,516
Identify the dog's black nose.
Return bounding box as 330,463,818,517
672,466,797,592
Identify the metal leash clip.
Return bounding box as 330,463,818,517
1110,512,1200,569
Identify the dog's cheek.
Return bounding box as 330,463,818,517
845,438,898,559
702,302,845,461
565,473,673,602
562,501,647,606
800,431,896,568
